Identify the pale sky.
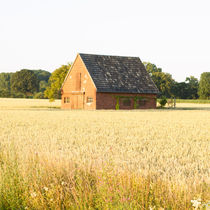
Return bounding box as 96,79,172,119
0,0,210,82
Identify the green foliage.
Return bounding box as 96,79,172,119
144,62,174,98
39,80,48,92
172,76,199,99
32,69,51,93
10,70,39,97
44,64,71,100
12,92,25,98
144,62,200,99
159,96,167,107
32,69,51,82
115,97,120,110
34,92,45,99
133,97,138,109
151,72,174,98
16,69,51,94
0,148,27,209
171,82,189,99
0,73,13,97
143,62,162,75
185,76,199,99
175,99,210,104
198,72,210,99
0,70,51,98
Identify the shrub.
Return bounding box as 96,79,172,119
34,92,45,99
159,97,167,107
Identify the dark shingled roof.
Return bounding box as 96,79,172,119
79,53,159,94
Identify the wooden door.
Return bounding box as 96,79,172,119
71,96,76,109
71,95,83,109
77,95,83,109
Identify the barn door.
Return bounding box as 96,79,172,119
71,94,84,109
77,95,83,109
71,96,76,109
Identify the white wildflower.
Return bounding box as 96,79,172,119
191,199,202,209
61,181,67,186
43,186,48,191
31,192,37,198
203,201,210,209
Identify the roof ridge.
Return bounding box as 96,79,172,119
79,53,140,59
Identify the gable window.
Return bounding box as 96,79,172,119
87,97,93,103
77,72,82,91
79,73,81,90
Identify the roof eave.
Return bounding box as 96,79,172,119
96,89,159,94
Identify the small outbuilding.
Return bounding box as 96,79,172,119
61,53,159,110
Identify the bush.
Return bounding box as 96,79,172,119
159,97,167,107
12,92,25,98
34,92,45,99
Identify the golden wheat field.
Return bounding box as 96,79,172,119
0,98,209,209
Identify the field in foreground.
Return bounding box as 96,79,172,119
0,99,209,209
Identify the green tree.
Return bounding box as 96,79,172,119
151,72,174,98
185,76,199,99
24,69,51,97
32,70,51,82
171,76,199,99
11,69,39,97
44,64,71,100
39,80,48,92
31,69,51,93
143,62,162,75
171,82,189,99
144,62,174,97
198,72,210,99
0,73,12,97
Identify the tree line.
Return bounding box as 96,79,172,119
143,62,210,99
0,69,51,98
0,62,209,100
0,64,70,99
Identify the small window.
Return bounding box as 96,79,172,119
139,99,147,106
64,97,70,103
87,97,93,103
123,99,131,106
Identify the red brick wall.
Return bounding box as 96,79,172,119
61,54,96,110
96,93,157,109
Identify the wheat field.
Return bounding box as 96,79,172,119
0,98,209,209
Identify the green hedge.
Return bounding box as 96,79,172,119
157,99,210,104
174,99,210,104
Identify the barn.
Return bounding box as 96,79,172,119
61,53,159,110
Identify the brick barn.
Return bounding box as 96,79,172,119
61,53,159,110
